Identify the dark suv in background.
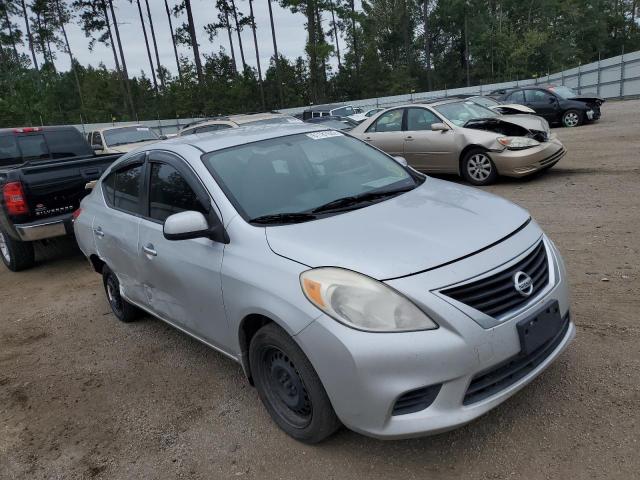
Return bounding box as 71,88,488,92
492,85,604,127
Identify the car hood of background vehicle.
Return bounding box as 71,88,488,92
109,140,160,153
265,178,530,280
569,96,605,105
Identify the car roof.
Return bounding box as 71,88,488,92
180,112,289,131
159,123,329,154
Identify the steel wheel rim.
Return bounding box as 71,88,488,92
564,112,579,127
0,231,10,263
260,346,312,429
467,153,492,181
106,275,123,316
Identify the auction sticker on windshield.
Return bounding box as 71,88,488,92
306,131,343,140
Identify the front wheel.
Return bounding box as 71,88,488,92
0,229,35,272
562,109,582,128
249,323,341,443
461,149,498,186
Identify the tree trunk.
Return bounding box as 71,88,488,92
224,8,238,75
230,0,247,71
100,0,130,118
315,5,327,96
164,0,182,80
248,0,265,109
144,0,164,88
136,0,159,93
306,0,318,103
184,0,204,85
464,4,470,86
55,0,85,112
328,0,341,70
423,0,432,90
107,0,135,118
350,0,359,73
3,8,19,62
267,0,284,107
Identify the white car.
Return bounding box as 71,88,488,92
348,107,385,123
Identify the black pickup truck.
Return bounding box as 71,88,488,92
0,126,121,271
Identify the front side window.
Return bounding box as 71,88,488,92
149,163,207,222
368,109,403,132
103,126,159,147
406,108,440,131
433,101,497,127
103,163,143,213
202,132,420,222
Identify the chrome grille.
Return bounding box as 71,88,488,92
441,241,549,318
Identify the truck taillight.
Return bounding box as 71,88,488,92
3,182,29,215
72,208,82,221
12,127,42,133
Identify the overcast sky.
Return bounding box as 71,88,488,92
15,0,362,79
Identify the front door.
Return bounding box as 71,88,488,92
137,152,231,350
360,108,405,157
524,89,558,121
403,107,456,172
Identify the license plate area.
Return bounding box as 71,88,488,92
517,300,563,355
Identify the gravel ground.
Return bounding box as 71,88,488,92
1,100,639,480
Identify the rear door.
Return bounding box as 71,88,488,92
136,151,230,350
403,107,456,172
93,156,146,305
360,108,405,156
524,89,557,120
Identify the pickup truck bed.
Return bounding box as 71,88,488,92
0,126,121,271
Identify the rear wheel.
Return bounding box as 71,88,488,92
102,266,140,322
562,109,582,128
461,149,498,186
249,323,341,443
0,229,35,272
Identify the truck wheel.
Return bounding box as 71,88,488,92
249,323,341,443
0,229,35,272
102,265,140,322
562,109,582,127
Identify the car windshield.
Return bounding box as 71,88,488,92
103,127,159,147
201,131,421,224
433,101,498,126
470,96,499,107
548,85,578,99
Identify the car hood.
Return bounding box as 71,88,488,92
463,114,549,139
490,104,536,114
568,95,605,106
265,178,530,280
108,140,160,153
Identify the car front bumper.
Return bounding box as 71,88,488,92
295,226,574,439
490,137,566,177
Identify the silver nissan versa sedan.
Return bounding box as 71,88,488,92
74,123,575,443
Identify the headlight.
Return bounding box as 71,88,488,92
497,136,540,150
300,267,438,332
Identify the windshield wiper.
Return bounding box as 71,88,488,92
249,212,318,225
310,187,414,214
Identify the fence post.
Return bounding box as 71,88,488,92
577,63,581,94
561,66,565,86
596,52,601,97
620,46,625,98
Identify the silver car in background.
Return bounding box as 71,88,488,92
74,124,574,443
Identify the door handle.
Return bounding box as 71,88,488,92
93,227,104,238
143,244,157,257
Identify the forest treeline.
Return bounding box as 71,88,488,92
0,0,639,126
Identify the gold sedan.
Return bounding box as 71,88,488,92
349,99,566,185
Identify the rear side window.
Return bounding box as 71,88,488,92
148,163,206,222
507,91,526,103
103,163,144,214
45,130,92,159
17,135,50,161
0,135,21,166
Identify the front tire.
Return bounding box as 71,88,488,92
562,109,582,128
249,323,341,443
102,266,140,322
461,149,498,186
0,229,35,272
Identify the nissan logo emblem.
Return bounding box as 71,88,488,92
513,271,534,297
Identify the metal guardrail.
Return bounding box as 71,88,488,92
71,49,640,133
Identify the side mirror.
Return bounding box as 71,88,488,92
431,122,450,132
393,156,408,167
163,210,228,243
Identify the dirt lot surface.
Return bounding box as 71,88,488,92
1,100,639,480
